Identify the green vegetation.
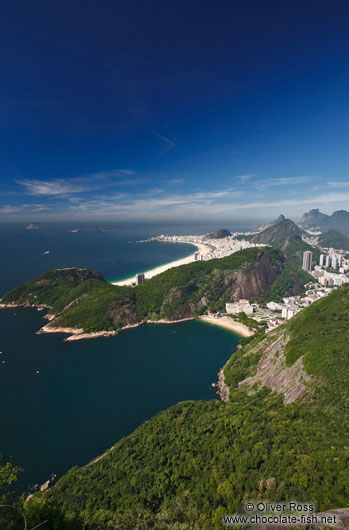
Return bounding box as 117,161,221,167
317,229,349,250
1,248,310,333
258,259,312,303
235,220,320,267
23,285,349,529
0,454,23,530
272,234,320,267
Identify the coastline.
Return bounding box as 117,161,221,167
47,317,196,341
198,315,254,337
111,241,211,286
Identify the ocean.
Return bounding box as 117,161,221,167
0,222,240,489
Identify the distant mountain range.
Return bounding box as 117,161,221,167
300,209,349,235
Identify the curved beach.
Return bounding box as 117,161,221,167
111,242,211,286
199,315,254,337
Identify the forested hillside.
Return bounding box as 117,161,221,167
1,247,311,335
22,285,349,530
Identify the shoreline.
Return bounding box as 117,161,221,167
0,302,253,341
111,241,211,286
50,317,197,341
198,315,254,337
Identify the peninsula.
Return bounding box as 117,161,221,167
0,247,311,340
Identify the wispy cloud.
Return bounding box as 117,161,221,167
217,192,349,211
16,169,139,197
327,181,349,188
85,169,137,179
148,129,176,154
0,205,23,214
17,178,92,196
254,176,313,191
167,178,185,185
235,173,256,183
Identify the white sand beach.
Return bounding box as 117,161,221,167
199,315,254,337
111,242,211,286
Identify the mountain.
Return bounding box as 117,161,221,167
317,229,349,251
250,218,302,245
246,219,320,267
300,209,349,235
1,248,311,338
300,209,328,227
205,228,232,239
24,284,349,529
255,213,285,233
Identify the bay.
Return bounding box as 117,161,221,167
0,222,240,489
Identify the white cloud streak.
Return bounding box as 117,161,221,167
254,176,313,190
0,205,23,214
16,169,139,196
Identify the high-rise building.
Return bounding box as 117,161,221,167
325,255,331,268
331,256,338,270
136,273,145,285
319,254,325,267
302,251,313,272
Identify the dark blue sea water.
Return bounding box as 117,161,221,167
0,223,240,489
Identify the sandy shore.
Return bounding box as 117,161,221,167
199,315,254,337
111,242,211,286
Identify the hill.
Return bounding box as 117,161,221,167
244,219,320,267
250,218,302,245
24,285,349,529
205,228,232,239
0,248,311,337
300,209,349,236
317,229,349,251
255,213,285,232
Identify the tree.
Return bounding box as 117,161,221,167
0,453,24,529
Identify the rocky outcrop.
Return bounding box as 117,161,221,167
238,330,311,404
300,208,329,226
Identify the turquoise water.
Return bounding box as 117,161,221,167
0,223,240,489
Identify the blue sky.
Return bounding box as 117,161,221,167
1,0,349,224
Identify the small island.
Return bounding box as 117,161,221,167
25,223,44,230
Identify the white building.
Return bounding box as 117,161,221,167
281,305,300,320
226,299,254,315
319,254,325,267
266,302,283,311
302,251,313,272
331,255,338,270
